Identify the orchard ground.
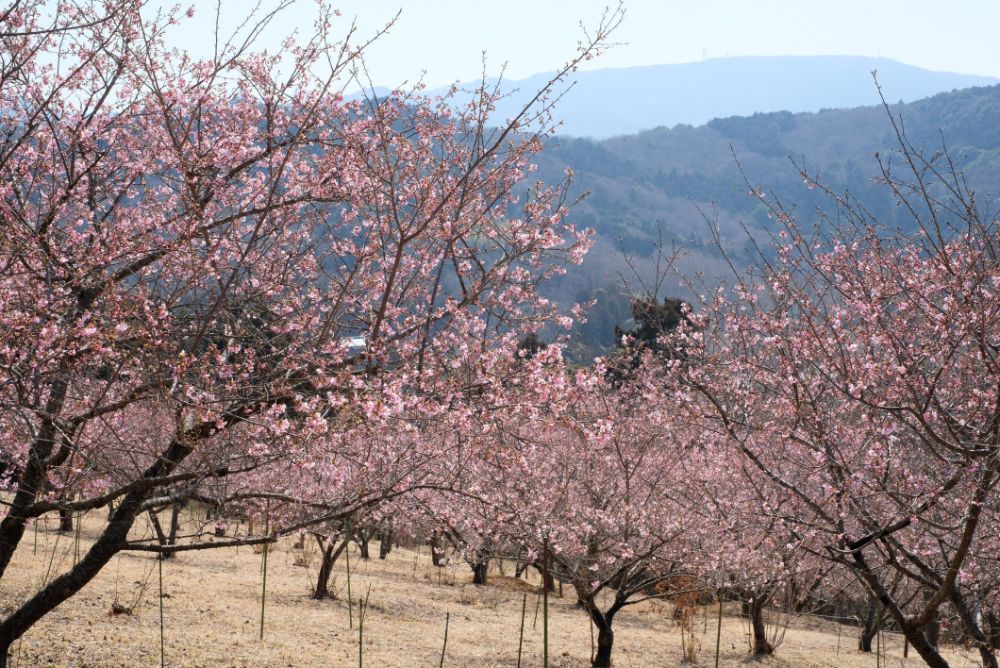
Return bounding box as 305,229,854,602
0,511,977,667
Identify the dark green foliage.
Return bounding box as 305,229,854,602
602,294,690,384
516,333,546,360
615,296,687,354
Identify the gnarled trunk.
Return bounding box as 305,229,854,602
378,527,392,560
0,350,79,579
148,503,184,559
858,594,878,652
577,593,618,668
533,560,555,593
0,438,193,661
748,592,774,656
592,621,614,668
430,529,445,567
900,620,950,668
925,605,941,649
313,534,349,600
58,507,73,533
950,588,998,668
987,611,1000,650
471,559,488,586
167,503,183,548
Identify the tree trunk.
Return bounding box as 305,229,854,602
356,535,370,560
515,550,529,578
0,438,193,653
531,560,555,592
925,606,941,649
0,376,73,579
58,507,73,533
748,593,774,656
378,528,392,560
987,611,1000,650
312,535,349,600
167,502,183,549
858,594,877,652
539,562,555,593
899,621,951,668
313,546,335,599
592,621,614,668
851,552,953,668
950,588,998,668
148,510,172,559
430,530,444,567
471,560,488,586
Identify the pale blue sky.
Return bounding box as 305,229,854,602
165,0,1000,87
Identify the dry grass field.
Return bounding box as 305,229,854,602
0,510,982,667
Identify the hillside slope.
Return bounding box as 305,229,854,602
539,84,1000,358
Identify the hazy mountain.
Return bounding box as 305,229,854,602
433,56,997,139
535,83,1000,359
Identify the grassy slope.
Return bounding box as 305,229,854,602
0,510,980,667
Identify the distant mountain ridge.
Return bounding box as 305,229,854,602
428,56,997,139
532,83,1000,359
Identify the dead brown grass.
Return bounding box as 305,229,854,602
0,510,983,667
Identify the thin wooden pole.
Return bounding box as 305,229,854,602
346,534,354,629
543,537,549,668
259,539,269,641
715,588,723,668
517,593,527,668
438,611,450,668
358,587,370,668
159,556,166,668
876,615,881,668
73,510,82,566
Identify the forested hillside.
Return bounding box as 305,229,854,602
544,84,1000,358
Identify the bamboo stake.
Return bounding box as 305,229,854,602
517,593,527,668
875,616,881,668
159,556,166,668
73,510,82,566
346,533,354,629
543,537,549,668
358,586,370,668
715,588,723,668
259,538,269,641
438,611,450,668
259,508,270,642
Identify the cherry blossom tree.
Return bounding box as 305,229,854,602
685,103,1000,668
0,1,624,659
466,348,697,668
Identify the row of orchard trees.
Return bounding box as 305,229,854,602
0,0,610,662
405,145,1000,668
2,3,1000,668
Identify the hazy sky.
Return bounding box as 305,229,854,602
167,0,1000,87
